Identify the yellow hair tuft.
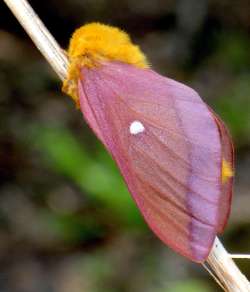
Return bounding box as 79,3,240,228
222,159,233,184
63,22,148,102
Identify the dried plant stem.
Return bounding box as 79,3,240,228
207,237,250,291
3,0,250,291
230,254,250,259
3,0,68,81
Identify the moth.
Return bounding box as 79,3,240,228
63,23,234,262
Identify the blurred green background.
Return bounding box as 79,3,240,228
0,0,250,291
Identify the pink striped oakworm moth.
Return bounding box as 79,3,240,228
63,23,234,262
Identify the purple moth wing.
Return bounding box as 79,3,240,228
78,85,105,144
208,108,234,233
78,61,225,262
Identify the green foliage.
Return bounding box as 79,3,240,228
214,33,250,72
213,76,250,147
40,209,105,244
167,279,213,292
31,124,144,227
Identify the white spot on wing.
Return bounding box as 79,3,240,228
129,120,145,135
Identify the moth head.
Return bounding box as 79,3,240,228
63,23,148,103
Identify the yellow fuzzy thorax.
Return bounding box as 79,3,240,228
63,23,148,103
222,159,233,183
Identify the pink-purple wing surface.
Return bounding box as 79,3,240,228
77,61,231,262
209,109,234,233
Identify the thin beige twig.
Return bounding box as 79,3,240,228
3,0,250,291
230,254,250,259
202,262,227,291
207,237,250,291
3,0,68,81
